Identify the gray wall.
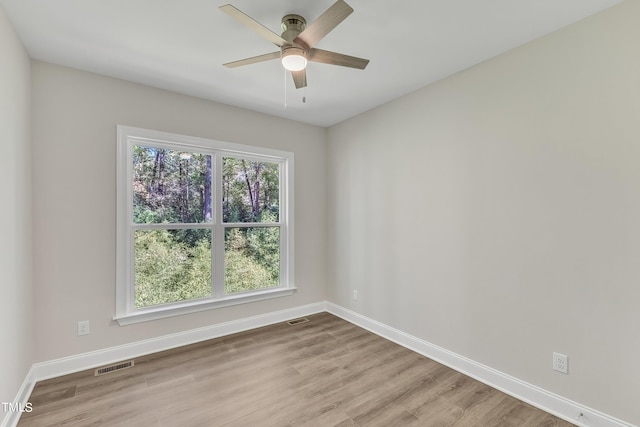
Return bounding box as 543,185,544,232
31,61,327,362
327,1,639,424
0,5,32,407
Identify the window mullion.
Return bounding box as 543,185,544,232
213,153,225,298
278,157,287,291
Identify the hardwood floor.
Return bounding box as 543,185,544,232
19,313,575,426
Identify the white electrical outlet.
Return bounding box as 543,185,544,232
78,320,90,336
352,289,358,300
553,352,568,374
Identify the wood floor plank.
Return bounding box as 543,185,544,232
19,312,575,426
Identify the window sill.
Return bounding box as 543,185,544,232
114,287,297,326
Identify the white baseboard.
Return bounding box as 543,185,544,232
325,302,635,427
4,301,634,427
32,302,327,382
1,367,35,427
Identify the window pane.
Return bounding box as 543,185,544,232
133,146,213,224
224,227,280,294
222,157,279,223
134,229,212,307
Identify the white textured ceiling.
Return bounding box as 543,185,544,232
1,0,622,127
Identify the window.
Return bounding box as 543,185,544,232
115,126,294,325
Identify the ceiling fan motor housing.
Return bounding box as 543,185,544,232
281,14,307,44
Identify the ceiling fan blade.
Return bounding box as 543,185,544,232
308,48,369,69
223,51,281,68
291,69,307,89
294,0,353,49
220,4,288,47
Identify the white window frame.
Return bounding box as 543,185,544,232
115,126,295,325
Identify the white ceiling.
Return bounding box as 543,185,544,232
1,0,622,127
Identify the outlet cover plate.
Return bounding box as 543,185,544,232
78,320,90,336
553,352,568,374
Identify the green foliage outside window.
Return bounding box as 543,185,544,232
224,212,280,294
134,229,211,307
132,146,281,308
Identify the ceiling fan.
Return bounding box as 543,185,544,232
220,0,369,89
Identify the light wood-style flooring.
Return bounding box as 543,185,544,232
19,312,575,426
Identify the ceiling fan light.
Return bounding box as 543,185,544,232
281,48,307,71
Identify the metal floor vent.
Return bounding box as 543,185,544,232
287,318,309,326
94,360,135,376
